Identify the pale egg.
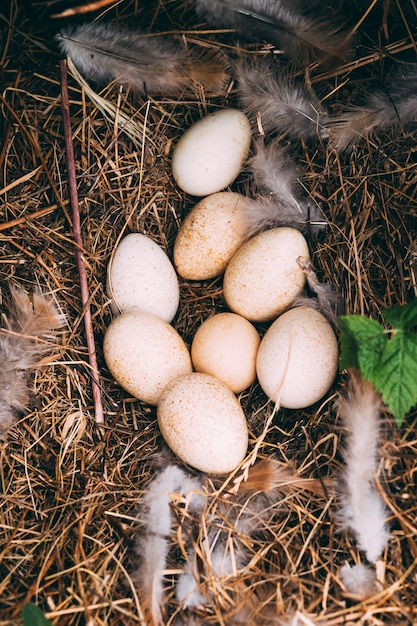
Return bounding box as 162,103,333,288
174,192,253,280
103,311,192,405
171,109,251,196
223,227,310,322
256,306,339,409
191,312,260,393
157,372,248,474
107,233,179,322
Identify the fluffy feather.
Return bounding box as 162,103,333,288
236,57,328,140
0,287,65,439
57,22,228,95
131,465,205,626
193,0,353,65
339,562,380,600
295,258,343,329
336,370,390,562
328,65,417,150
242,140,326,235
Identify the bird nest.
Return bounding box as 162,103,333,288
0,0,416,624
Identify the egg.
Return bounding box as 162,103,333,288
223,227,310,322
171,109,251,196
103,311,192,405
256,306,339,409
191,313,260,393
174,192,253,280
107,233,179,322
157,372,248,474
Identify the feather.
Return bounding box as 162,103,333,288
294,258,343,329
193,0,353,65
132,465,205,626
0,287,65,439
57,22,228,95
241,140,326,236
236,57,328,140
336,370,390,562
339,562,380,600
328,65,417,151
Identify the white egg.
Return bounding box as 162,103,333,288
157,372,248,474
103,311,192,405
256,306,339,409
223,227,310,322
107,233,179,322
171,109,251,196
174,192,253,280
191,313,260,393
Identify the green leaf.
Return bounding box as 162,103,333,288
382,299,417,331
339,315,387,382
373,331,417,427
22,603,52,626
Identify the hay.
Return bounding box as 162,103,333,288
0,0,416,624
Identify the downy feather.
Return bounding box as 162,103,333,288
57,22,228,95
0,287,65,439
193,0,353,65
132,465,205,626
242,140,326,235
328,65,417,151
336,370,390,562
339,562,380,600
236,57,328,140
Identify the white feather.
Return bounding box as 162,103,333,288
132,465,205,625
339,562,379,599
336,371,390,562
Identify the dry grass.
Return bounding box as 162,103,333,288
0,0,417,624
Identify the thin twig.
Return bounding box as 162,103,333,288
60,58,104,426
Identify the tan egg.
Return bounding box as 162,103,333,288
256,306,339,409
171,109,251,196
191,312,260,393
107,233,179,322
103,311,192,405
174,192,253,280
157,372,248,474
223,227,310,322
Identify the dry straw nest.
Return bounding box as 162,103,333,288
0,0,417,624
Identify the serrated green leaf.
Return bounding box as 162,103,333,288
339,315,387,382
373,330,417,427
382,299,417,331
22,603,52,626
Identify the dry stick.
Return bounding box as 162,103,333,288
60,58,104,426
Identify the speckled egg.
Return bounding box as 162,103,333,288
174,192,253,280
223,227,310,322
103,311,192,405
171,109,252,196
157,372,248,474
107,233,179,322
256,306,339,409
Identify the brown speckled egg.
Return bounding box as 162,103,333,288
223,227,310,322
103,311,192,405
157,373,248,474
174,192,253,280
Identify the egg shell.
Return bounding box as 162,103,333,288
191,313,261,393
171,109,251,197
256,306,339,409
157,372,248,474
174,192,254,280
223,227,310,322
107,233,179,322
103,311,192,405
